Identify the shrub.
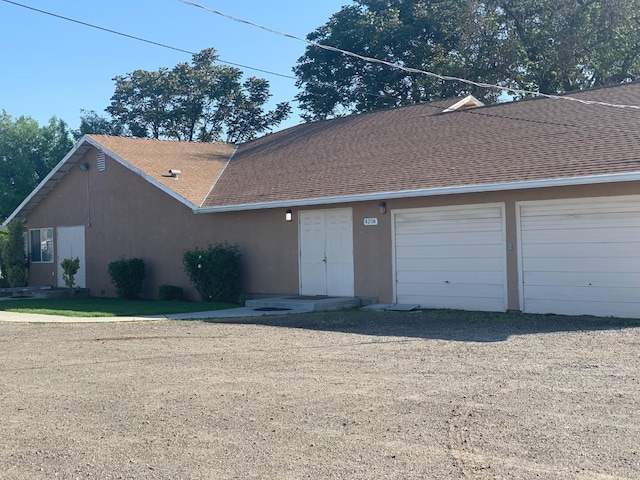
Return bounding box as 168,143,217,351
1,219,28,287
108,257,146,299
0,229,9,288
158,284,184,301
61,257,80,296
183,243,242,303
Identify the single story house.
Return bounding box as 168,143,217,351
4,82,640,318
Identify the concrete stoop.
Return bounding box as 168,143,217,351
245,296,362,313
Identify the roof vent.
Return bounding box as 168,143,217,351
169,169,181,179
442,95,484,113
97,151,106,172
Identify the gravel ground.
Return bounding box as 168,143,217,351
0,312,638,479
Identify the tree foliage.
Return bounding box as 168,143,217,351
105,48,291,143
0,219,28,288
72,109,123,140
294,0,640,120
0,112,73,221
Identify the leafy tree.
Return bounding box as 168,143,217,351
0,219,28,287
0,112,73,221
72,109,123,140
294,0,640,120
106,48,291,143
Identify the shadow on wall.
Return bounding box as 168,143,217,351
201,308,640,343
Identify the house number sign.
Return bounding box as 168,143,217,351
363,217,379,226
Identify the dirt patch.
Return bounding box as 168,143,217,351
0,312,638,479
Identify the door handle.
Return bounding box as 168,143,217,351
322,254,327,263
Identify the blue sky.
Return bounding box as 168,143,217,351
0,0,348,133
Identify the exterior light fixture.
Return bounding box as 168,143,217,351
285,209,293,222
78,162,90,171
379,201,387,214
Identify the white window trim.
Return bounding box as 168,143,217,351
29,227,54,264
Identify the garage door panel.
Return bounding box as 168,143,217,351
524,271,640,288
522,257,640,273
396,222,502,235
397,269,505,285
395,231,502,247
522,243,639,259
397,294,507,312
521,214,640,230
521,201,640,217
396,210,501,223
396,244,504,259
522,228,639,244
395,204,506,312
519,195,640,319
524,299,639,318
525,285,639,303
396,257,503,272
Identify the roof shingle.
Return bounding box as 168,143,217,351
88,135,235,206
201,82,640,207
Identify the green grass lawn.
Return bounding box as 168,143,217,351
0,297,239,317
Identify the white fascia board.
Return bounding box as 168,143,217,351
81,137,198,212
194,171,640,214
2,137,91,226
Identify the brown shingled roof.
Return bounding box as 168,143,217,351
202,82,640,208
88,135,235,207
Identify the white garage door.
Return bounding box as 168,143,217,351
518,195,640,318
394,204,507,312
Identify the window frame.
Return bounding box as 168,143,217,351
29,227,54,264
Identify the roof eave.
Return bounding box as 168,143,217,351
193,171,640,213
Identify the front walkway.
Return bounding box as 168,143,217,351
0,295,365,323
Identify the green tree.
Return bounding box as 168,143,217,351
0,219,28,287
106,48,291,143
294,0,640,120
72,109,123,140
0,112,73,221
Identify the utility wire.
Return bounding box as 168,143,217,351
0,0,296,80
179,0,640,111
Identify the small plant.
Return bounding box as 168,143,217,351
183,243,242,303
108,257,146,299
61,257,80,297
158,284,184,301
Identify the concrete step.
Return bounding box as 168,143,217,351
245,296,361,313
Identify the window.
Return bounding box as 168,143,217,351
29,228,54,263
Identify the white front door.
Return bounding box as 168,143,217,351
299,208,354,297
57,226,86,288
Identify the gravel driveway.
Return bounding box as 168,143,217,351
1,312,638,479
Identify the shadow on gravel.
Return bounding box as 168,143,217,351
202,309,640,343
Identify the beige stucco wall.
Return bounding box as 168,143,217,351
24,145,640,308
26,148,299,300
346,182,640,308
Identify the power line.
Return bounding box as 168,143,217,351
179,0,640,111
0,0,296,80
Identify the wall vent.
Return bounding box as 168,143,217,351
97,151,106,172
